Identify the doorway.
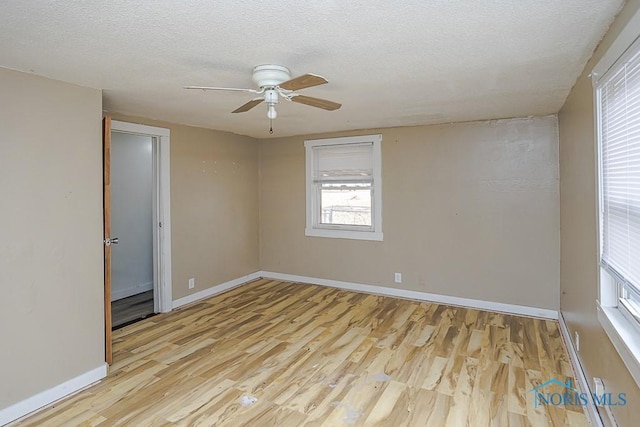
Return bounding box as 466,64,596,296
103,119,172,361
110,131,155,328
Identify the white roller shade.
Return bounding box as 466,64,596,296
313,142,373,182
599,42,640,292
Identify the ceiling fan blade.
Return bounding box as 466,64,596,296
232,98,264,113
184,86,258,93
279,74,328,91
291,95,341,111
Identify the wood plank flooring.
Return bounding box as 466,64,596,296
13,279,587,426
112,290,155,329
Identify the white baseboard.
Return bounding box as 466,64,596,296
558,313,603,427
0,363,107,426
171,272,262,309
169,270,558,319
259,271,559,319
111,281,153,301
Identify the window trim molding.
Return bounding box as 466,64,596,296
597,302,640,388
304,134,383,241
592,8,640,389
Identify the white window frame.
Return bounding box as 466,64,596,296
305,134,383,241
592,12,640,389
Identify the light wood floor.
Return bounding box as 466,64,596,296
14,279,587,426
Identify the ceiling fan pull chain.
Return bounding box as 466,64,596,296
269,119,274,134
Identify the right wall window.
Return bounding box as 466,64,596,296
598,40,640,323
595,33,640,386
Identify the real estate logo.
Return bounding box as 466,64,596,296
528,378,627,408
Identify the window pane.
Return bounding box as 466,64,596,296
620,281,640,322
320,182,372,226
599,49,640,295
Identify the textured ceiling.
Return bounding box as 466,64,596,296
0,1,624,138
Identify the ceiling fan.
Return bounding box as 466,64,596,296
185,65,341,125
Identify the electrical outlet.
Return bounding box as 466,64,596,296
188,277,195,289
394,273,402,283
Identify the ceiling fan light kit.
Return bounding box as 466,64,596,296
185,64,341,132
265,88,278,120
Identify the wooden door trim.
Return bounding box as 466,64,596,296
103,116,112,365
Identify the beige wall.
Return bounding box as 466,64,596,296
109,114,259,299
558,1,640,425
0,69,104,409
259,116,560,310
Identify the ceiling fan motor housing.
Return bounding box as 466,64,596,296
252,65,291,88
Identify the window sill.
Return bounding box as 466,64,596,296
597,303,640,388
305,227,383,241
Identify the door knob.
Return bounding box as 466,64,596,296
104,237,119,247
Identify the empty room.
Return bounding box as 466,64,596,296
1,1,640,426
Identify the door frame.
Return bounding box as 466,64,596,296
111,120,173,313
103,116,112,364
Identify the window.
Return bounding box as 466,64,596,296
619,281,640,325
595,31,640,386
599,41,640,323
305,134,382,240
